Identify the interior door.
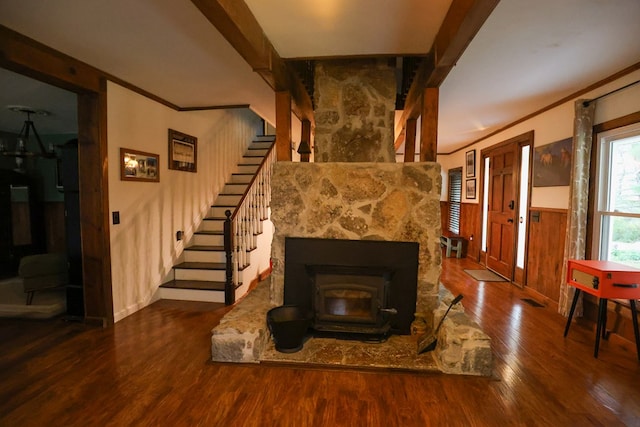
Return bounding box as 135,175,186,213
486,143,518,279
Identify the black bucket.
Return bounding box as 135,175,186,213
266,305,313,353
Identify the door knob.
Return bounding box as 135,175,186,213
507,218,514,223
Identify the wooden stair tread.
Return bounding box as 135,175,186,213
185,245,224,251
194,230,223,235
160,280,225,291
175,262,226,270
174,261,248,271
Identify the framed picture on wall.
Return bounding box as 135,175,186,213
168,129,197,173
466,150,476,178
120,148,160,182
466,179,476,199
533,137,572,187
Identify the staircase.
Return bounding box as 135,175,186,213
159,135,276,304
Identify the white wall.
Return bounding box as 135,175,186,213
438,69,640,208
107,82,262,322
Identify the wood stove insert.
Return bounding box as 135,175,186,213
284,237,419,336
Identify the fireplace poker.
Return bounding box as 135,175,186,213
417,294,464,354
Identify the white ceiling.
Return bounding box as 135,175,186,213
0,0,639,153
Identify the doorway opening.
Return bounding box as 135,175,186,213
0,68,83,317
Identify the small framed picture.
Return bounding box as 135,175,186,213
120,148,160,182
466,179,476,199
168,129,197,173
466,150,476,178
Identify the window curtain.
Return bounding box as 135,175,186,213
558,99,596,317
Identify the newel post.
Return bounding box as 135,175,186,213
223,209,235,305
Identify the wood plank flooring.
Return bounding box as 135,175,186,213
1,256,639,426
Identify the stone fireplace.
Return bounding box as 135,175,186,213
269,161,442,320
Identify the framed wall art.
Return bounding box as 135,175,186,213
466,179,476,199
120,148,160,182
533,137,572,187
466,150,476,178
168,129,197,173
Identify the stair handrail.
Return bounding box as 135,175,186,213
223,139,276,304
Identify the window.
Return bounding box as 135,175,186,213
448,168,462,234
593,122,640,268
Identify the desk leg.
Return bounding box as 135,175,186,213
630,299,640,361
594,298,608,358
564,288,581,337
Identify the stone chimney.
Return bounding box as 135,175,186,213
313,59,396,162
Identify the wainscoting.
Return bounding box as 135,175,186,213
525,207,567,304
441,203,568,303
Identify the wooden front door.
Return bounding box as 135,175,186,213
486,143,518,280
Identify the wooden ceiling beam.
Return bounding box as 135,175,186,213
428,0,500,87
190,0,314,125
399,0,499,138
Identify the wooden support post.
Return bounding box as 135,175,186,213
301,119,311,147
298,119,312,162
276,91,292,161
420,88,438,162
404,118,417,163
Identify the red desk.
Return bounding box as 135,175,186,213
563,259,640,360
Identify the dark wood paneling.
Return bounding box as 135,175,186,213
460,202,481,260
526,207,567,303
10,202,31,245
43,202,66,253
440,201,481,261
440,201,449,234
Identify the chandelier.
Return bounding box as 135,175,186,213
0,106,57,169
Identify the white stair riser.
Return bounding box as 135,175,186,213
209,206,233,218
237,165,259,174
223,183,247,194
250,138,273,148
199,219,224,232
184,250,227,263
216,195,242,205
246,148,269,156
175,268,226,281
158,287,225,303
192,233,224,246
241,157,262,165
230,174,253,184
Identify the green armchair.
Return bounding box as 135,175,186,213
18,253,68,305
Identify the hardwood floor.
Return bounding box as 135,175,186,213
1,256,639,426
